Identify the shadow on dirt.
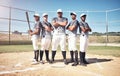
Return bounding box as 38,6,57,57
51,58,113,64
87,58,113,64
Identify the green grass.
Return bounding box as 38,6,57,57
0,40,32,45
87,46,120,57
0,45,120,57
0,45,33,53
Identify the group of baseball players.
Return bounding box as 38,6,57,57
28,9,92,66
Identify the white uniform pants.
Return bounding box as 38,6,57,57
31,38,39,50
41,36,51,50
68,35,77,51
52,35,66,51
31,35,40,50
80,35,88,52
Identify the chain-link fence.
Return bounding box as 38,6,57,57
0,5,120,45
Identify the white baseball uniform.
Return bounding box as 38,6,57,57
79,21,90,52
52,17,68,51
67,20,79,51
40,21,52,50
31,21,41,50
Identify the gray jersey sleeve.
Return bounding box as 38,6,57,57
85,23,90,28
63,17,68,22
66,22,71,29
73,20,79,27
35,22,40,29
33,22,42,35
79,22,84,28
34,22,42,30
42,21,52,28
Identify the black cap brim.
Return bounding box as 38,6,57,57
70,13,76,16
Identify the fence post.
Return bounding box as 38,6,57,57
105,11,108,46
9,7,11,45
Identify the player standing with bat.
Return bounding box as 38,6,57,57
27,12,42,65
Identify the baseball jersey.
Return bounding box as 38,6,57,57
67,20,79,36
79,21,90,36
33,21,42,35
31,21,42,40
41,21,52,37
52,17,68,35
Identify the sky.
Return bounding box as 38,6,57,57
0,0,120,33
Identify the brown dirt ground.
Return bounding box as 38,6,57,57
0,52,120,76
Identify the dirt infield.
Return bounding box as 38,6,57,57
0,52,120,76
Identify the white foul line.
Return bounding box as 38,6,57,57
0,67,42,75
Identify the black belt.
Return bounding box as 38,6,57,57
42,35,45,38
81,34,85,36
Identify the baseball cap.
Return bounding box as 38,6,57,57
42,13,48,17
80,13,87,17
70,12,77,16
34,13,40,17
57,9,63,13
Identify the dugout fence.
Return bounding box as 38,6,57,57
0,5,120,45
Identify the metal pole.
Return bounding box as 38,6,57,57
105,11,108,46
9,7,11,45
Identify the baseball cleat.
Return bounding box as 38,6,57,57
40,60,45,64
46,59,52,64
64,59,68,65
31,61,39,65
32,59,36,62
72,62,78,66
80,63,87,66
49,59,54,64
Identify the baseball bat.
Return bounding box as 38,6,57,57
25,12,31,30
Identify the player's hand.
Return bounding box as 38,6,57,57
55,22,59,26
28,30,33,36
29,32,33,36
51,27,54,31
28,30,33,33
85,27,91,32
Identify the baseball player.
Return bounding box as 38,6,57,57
29,13,42,64
50,9,68,65
79,13,92,66
66,12,79,66
39,13,53,64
